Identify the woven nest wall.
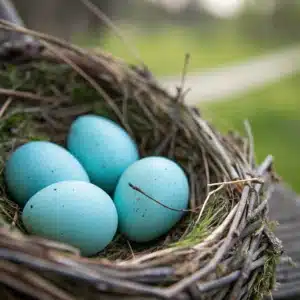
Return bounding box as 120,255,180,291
0,22,283,300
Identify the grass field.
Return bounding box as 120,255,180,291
199,74,300,192
78,25,280,77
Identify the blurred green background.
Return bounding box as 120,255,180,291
17,0,300,192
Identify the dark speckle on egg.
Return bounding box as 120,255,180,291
54,188,57,191
30,205,33,209
51,170,54,173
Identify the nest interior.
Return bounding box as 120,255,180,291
0,24,284,300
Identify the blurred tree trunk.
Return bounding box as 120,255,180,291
11,0,115,41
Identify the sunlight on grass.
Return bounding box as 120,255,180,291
199,74,300,192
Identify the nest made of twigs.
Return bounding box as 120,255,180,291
0,22,283,300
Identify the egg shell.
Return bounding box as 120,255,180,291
113,156,189,242
67,115,139,194
5,141,90,207
22,181,118,256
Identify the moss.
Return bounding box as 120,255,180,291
249,221,282,300
172,208,214,248
250,250,280,300
171,195,230,248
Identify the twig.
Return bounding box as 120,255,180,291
195,184,225,225
248,185,274,222
176,53,190,103
243,272,259,300
247,187,260,221
10,207,18,228
195,256,265,293
122,249,195,269
201,146,210,195
0,20,88,57
187,161,196,210
253,244,268,261
247,155,273,220
41,111,67,130
240,220,262,240
29,238,80,257
244,120,255,168
126,240,135,260
0,88,63,103
197,270,240,292
193,115,239,180
190,243,220,266
228,225,265,299
264,226,283,255
0,269,75,300
129,183,196,213
215,287,230,300
208,177,263,187
79,0,143,66
0,249,167,298
0,97,12,118
256,155,273,176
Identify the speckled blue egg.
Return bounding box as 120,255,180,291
22,181,118,256
67,115,139,194
113,156,189,242
5,141,89,207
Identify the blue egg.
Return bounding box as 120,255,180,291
67,115,139,194
22,181,118,256
5,141,89,207
113,156,189,242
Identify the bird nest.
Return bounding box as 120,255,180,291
0,23,283,300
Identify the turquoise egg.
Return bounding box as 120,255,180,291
22,181,118,256
5,141,89,207
113,156,189,242
67,115,139,194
